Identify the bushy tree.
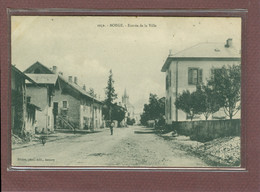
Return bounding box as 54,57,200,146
111,103,126,126
140,94,165,125
208,65,241,119
175,90,202,121
196,84,221,120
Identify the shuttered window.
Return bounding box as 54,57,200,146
63,100,68,108
211,68,221,80
188,68,203,85
166,75,169,90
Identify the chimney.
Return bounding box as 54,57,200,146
74,76,78,84
59,71,63,76
169,49,173,56
83,84,86,91
225,38,233,48
68,76,73,83
52,66,58,74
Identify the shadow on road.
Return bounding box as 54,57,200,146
134,127,156,134
55,129,103,134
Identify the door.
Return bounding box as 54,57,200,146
53,102,58,129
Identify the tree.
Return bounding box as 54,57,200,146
111,103,126,126
196,84,221,120
104,69,118,120
175,90,202,121
88,88,97,98
208,65,241,119
140,94,165,125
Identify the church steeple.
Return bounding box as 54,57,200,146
122,88,129,105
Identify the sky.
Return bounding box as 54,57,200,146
11,16,241,113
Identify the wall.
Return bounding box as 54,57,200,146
53,89,81,128
173,119,240,142
80,104,91,129
11,70,26,135
26,86,54,132
25,107,37,134
165,60,241,123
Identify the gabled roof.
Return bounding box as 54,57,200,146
161,42,241,72
12,65,37,84
25,61,103,104
25,74,58,85
24,61,53,74
58,75,103,104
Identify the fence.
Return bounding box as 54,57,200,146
172,119,240,142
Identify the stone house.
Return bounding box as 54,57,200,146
161,38,241,124
24,61,103,130
24,71,58,133
11,65,40,136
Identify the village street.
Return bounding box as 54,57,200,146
12,125,208,167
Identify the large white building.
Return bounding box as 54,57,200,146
161,38,241,124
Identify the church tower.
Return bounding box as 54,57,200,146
122,88,129,105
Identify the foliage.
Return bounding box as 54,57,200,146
175,90,202,121
111,104,126,125
196,84,221,120
207,65,241,119
103,103,126,125
88,88,97,98
140,94,165,125
127,117,135,125
104,69,118,120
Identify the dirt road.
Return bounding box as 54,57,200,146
12,126,208,167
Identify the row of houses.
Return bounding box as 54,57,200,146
11,62,103,137
161,38,241,124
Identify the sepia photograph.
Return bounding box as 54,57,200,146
11,16,241,168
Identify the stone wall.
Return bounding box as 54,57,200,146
173,119,240,142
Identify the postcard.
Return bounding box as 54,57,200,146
11,16,241,168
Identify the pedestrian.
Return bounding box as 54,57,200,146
110,121,115,135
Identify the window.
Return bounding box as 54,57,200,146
63,100,68,108
211,68,222,80
166,70,172,90
169,97,172,120
48,116,50,126
188,68,203,85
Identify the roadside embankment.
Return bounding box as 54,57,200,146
160,132,240,167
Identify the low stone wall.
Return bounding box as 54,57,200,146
172,119,240,142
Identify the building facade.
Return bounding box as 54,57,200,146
25,73,58,133
24,62,103,131
161,39,241,124
11,65,40,136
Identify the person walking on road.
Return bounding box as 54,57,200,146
110,121,115,135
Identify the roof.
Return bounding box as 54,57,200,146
24,61,53,74
58,75,103,104
12,65,37,84
25,74,58,85
161,42,241,72
24,61,103,104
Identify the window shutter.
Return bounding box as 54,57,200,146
188,68,192,84
198,69,203,83
169,71,171,87
165,75,168,90
211,68,214,79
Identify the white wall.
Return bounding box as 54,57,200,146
165,60,241,123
